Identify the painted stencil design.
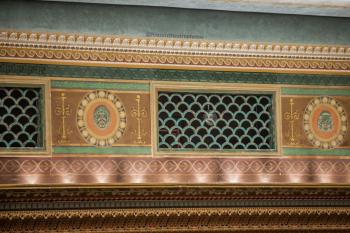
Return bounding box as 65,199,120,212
304,96,347,149
77,90,126,147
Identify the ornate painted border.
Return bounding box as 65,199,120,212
2,157,350,185
1,31,350,73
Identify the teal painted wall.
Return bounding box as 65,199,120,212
2,63,350,86
1,0,350,44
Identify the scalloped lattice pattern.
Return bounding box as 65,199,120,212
0,87,42,148
158,92,275,151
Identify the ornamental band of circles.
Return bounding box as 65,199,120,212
77,91,126,147
304,96,347,149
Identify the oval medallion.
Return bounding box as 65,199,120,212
303,96,347,149
77,90,127,147
94,105,110,129
317,111,333,132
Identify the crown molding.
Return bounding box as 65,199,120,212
1,31,350,74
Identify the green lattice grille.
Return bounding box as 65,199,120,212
0,87,42,148
158,92,275,151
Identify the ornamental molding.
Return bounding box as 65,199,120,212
2,207,350,220
1,187,350,210
2,207,350,232
2,31,350,57
1,31,350,73
2,188,350,232
2,187,350,201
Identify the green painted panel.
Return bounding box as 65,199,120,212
51,80,149,91
282,88,350,96
1,0,350,44
283,148,350,156
53,146,151,155
1,63,350,86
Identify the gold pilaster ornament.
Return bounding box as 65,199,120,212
284,98,300,145
131,95,147,144
55,92,72,144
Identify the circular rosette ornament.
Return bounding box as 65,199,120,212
303,96,347,149
77,90,126,147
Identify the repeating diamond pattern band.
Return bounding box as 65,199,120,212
158,92,275,151
0,157,350,185
0,87,42,148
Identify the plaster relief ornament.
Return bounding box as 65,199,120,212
304,96,347,149
77,90,126,147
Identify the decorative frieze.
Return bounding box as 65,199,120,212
1,31,350,73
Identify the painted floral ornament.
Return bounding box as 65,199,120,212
303,96,347,149
77,90,126,147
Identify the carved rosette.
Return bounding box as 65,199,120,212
304,96,347,149
77,90,126,147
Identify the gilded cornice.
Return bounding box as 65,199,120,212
1,31,350,73
1,207,350,232
1,187,350,232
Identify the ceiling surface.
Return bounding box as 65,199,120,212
40,0,350,17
